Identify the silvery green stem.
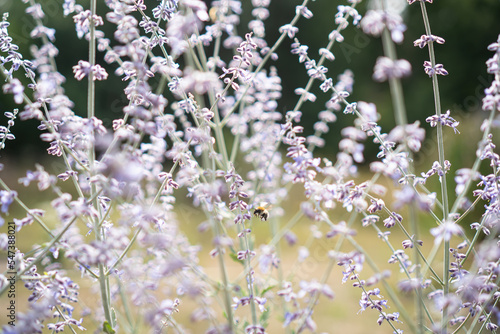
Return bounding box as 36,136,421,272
419,3,450,331
380,4,422,331
86,0,113,327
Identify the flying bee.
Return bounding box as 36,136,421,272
209,6,218,22
253,203,271,221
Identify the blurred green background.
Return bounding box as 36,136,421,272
1,0,500,162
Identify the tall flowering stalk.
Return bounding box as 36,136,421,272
0,0,499,333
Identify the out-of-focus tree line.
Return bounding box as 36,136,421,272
1,0,499,162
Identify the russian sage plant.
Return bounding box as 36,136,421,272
1,0,499,333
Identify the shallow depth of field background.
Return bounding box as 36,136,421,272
1,0,500,332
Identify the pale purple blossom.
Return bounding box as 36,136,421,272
361,10,406,43
336,5,361,26
326,221,356,238
402,237,423,249
73,10,103,39
383,212,402,228
294,87,316,102
386,121,426,152
422,160,451,181
425,109,459,133
368,198,385,213
430,220,464,244
423,60,448,77
373,57,412,82
279,24,298,38
152,1,178,21
377,312,401,326
329,29,344,42
414,34,445,48
455,168,480,195
72,60,108,81
358,288,388,313
0,190,16,226
291,41,308,63
319,48,335,61
296,5,313,19
3,78,24,104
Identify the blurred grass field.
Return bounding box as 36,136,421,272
0,113,490,332
0,166,444,334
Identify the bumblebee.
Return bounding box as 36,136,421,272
253,205,269,221
209,6,218,22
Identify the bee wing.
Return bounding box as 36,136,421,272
259,202,272,209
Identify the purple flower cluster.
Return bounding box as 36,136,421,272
0,0,499,333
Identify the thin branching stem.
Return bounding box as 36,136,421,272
419,3,451,331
